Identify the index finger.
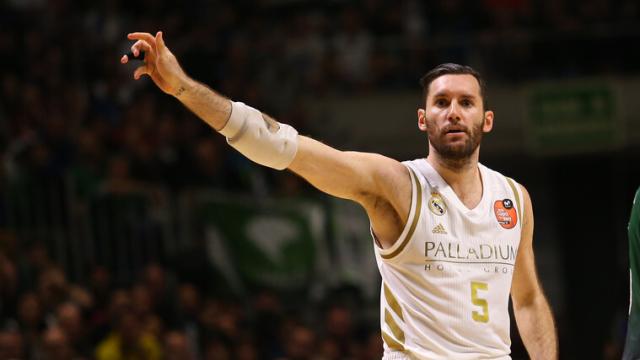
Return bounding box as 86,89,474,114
127,32,157,47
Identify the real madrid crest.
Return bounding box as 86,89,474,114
428,192,447,216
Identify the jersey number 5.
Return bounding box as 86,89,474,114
471,281,489,323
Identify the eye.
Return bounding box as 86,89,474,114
461,99,473,107
435,98,448,107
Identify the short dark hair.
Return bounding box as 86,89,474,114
419,63,488,109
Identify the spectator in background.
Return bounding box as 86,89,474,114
190,137,231,189
0,251,18,322
251,289,283,357
203,338,231,360
36,265,70,317
173,283,202,354
56,301,92,357
0,329,24,360
141,263,177,326
203,300,243,349
130,283,165,342
16,292,45,353
163,330,195,360
332,6,373,91
40,326,75,360
234,337,259,360
100,154,140,194
283,323,316,360
283,13,327,91
360,332,385,360
322,304,358,357
95,307,162,360
86,265,113,346
70,127,106,199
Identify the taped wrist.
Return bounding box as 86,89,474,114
219,101,298,170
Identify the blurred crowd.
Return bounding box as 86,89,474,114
1,0,639,197
1,0,640,358
0,238,382,359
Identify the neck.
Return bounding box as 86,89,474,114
426,150,483,209
427,150,479,182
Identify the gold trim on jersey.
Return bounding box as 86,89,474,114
384,283,404,320
385,309,405,342
381,168,422,259
382,330,405,351
506,177,522,229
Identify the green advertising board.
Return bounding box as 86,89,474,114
195,195,326,291
527,84,621,155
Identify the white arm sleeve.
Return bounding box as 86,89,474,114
219,101,299,170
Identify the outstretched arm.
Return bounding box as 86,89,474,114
121,31,411,248
511,186,558,359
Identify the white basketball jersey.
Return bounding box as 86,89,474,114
374,159,524,360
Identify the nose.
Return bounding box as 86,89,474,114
447,101,461,123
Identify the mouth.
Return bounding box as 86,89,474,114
445,128,466,135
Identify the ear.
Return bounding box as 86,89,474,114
482,110,494,133
417,108,428,132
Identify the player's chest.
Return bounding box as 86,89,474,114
418,192,521,261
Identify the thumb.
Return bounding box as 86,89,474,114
156,31,165,51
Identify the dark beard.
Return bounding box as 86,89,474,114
428,118,484,168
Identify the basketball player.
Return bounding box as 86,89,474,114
121,31,557,359
623,187,640,360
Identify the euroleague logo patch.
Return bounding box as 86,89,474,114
494,199,517,229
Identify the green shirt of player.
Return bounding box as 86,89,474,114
624,187,640,360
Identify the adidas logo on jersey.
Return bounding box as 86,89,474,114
432,223,447,234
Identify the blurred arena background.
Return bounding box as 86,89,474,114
0,0,639,358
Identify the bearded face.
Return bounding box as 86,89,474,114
426,115,485,160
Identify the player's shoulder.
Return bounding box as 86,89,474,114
480,164,532,208
480,164,525,188
401,158,422,168
398,158,423,178
479,163,508,178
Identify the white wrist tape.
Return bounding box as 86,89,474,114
220,101,298,170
